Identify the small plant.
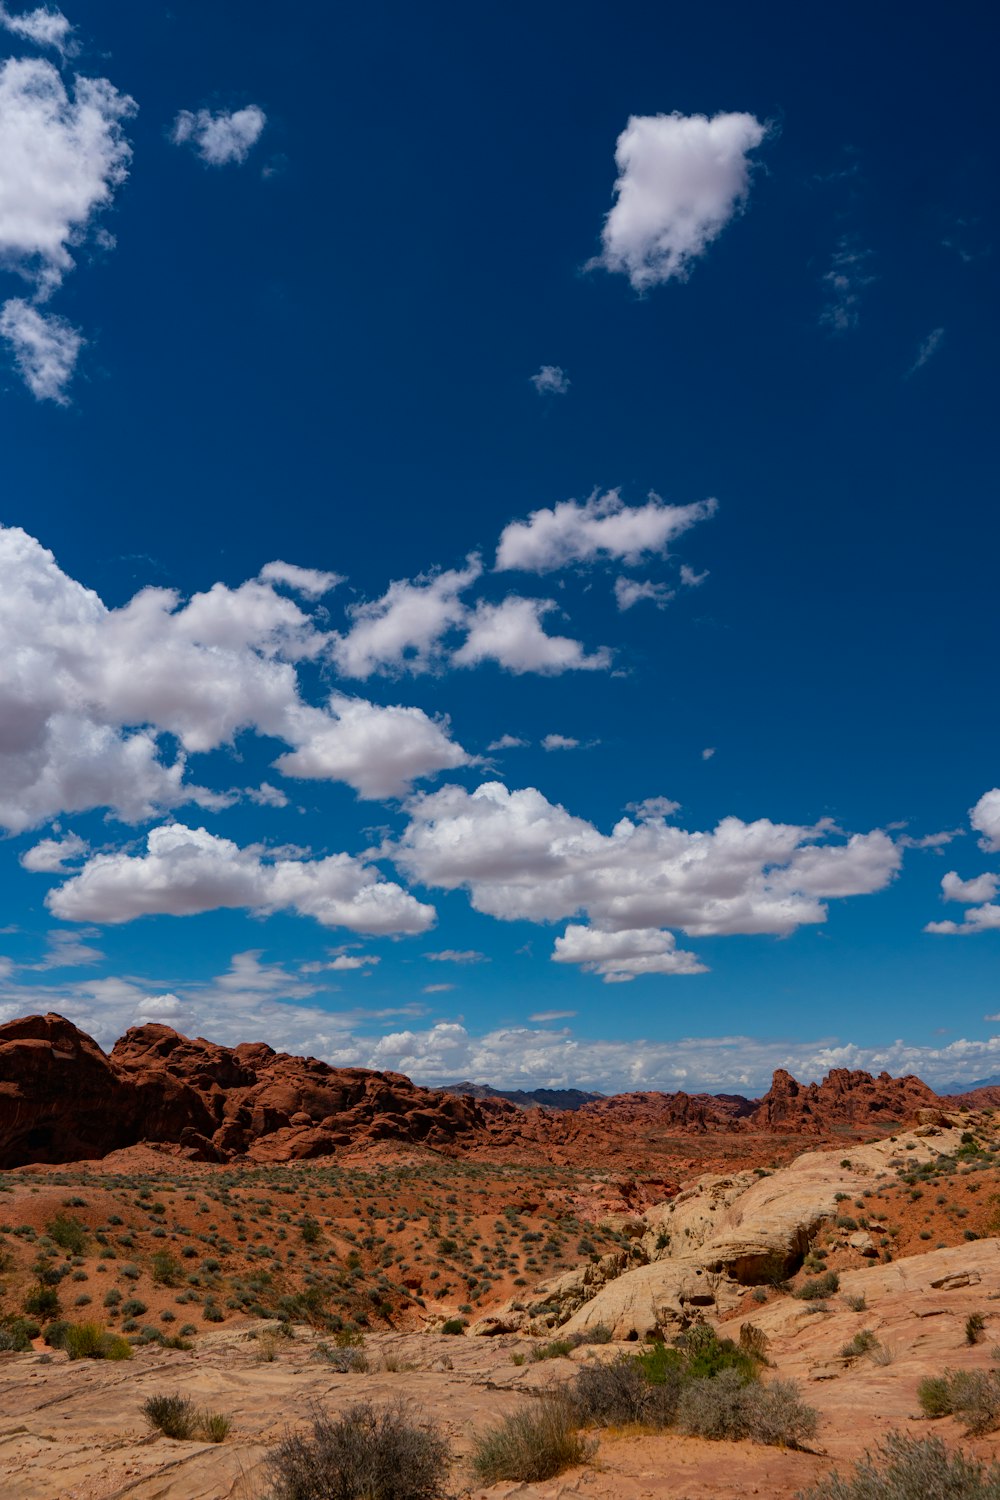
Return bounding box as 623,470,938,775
968,1312,987,1345
23,1284,60,1319
470,1397,589,1484
266,1399,449,1500
46,1214,88,1256
840,1329,879,1359
917,1369,1000,1435
440,1318,466,1335
796,1431,1000,1499
142,1393,198,1440
796,1271,840,1301
843,1293,867,1312
199,1410,231,1443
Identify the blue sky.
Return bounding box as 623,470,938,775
0,0,997,1093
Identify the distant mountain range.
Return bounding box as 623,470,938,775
448,1081,605,1111
939,1075,1000,1095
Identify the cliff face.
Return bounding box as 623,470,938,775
0,1013,499,1168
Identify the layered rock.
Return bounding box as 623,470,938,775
472,1121,966,1341
751,1067,938,1131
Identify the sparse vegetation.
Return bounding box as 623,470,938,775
797,1431,1000,1499
470,1397,590,1484
266,1399,449,1500
918,1369,1000,1435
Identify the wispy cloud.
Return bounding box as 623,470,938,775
905,326,944,378
530,364,570,395
820,237,875,332
171,105,267,166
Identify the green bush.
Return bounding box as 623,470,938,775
46,1214,88,1256
0,1315,39,1351
440,1318,466,1335
796,1431,1000,1499
23,1284,60,1319
569,1354,682,1428
142,1393,198,1439
470,1398,589,1485
266,1399,449,1499
63,1322,133,1361
796,1271,840,1301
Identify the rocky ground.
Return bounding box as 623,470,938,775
3,1112,1000,1496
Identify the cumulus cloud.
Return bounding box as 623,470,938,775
592,110,766,290
0,526,472,831
972,789,1000,853
496,490,716,573
392,781,901,977
541,734,580,751
274,694,473,800
925,866,1000,936
0,56,134,297
530,364,569,395
171,105,267,166
487,734,528,751
614,576,673,611
553,924,705,981
820,237,875,332
0,4,73,51
42,822,435,935
20,830,87,872
454,597,611,674
259,561,342,597
0,298,82,401
0,54,133,398
941,870,999,905
331,560,481,678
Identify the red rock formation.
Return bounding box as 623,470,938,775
0,1014,504,1169
750,1067,938,1131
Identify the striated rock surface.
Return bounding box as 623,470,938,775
472,1121,967,1341
0,1014,502,1168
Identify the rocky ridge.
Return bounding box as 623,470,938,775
0,1012,956,1170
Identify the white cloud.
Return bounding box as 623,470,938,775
820,238,875,332
274,694,473,800
487,734,528,751
0,57,134,298
530,364,569,395
529,1010,576,1022
680,564,708,588
906,326,944,378
496,490,716,573
259,561,342,597
972,789,1000,853
43,821,435,935
246,782,289,808
541,733,580,751
20,830,87,872
926,907,1000,937
0,4,73,51
392,781,901,957
331,559,481,678
702,747,716,760
896,828,961,850
35,927,103,968
171,105,266,167
553,923,706,982
592,110,766,290
614,576,673,611
627,796,681,820
423,982,455,994
0,526,472,831
454,596,611,675
0,298,82,401
325,953,380,971
941,870,999,905
426,949,489,964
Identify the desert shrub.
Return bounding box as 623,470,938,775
46,1214,88,1255
143,1393,198,1439
918,1375,954,1417
0,1316,39,1352
569,1354,682,1428
675,1325,758,1383
917,1369,1000,1435
314,1343,368,1373
151,1250,181,1287
199,1410,231,1443
843,1294,867,1312
43,1319,71,1348
470,1397,589,1485
796,1431,1000,1499
840,1329,879,1359
678,1368,817,1447
440,1318,466,1336
796,1271,840,1301
968,1312,987,1345
64,1322,132,1361
266,1399,449,1500
23,1284,60,1319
